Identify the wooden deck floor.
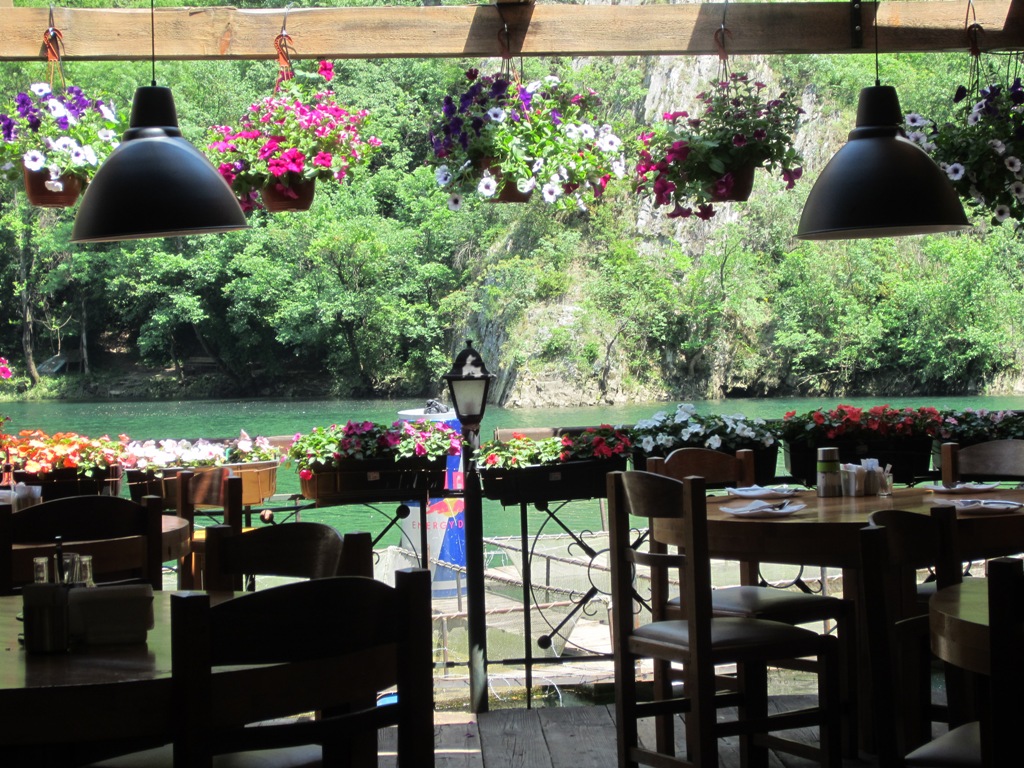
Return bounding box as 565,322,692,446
382,698,883,767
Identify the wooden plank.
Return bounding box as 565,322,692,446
476,707,554,768
539,705,618,768
0,3,1022,61
378,711,483,768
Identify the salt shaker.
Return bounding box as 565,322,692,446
816,447,842,497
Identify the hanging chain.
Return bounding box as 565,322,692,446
495,4,523,87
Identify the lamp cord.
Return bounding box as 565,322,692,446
874,0,880,87
149,0,155,87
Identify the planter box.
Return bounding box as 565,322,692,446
126,460,279,509
13,466,123,500
479,457,628,506
784,436,933,486
299,456,446,506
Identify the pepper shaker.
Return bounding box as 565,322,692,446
816,447,842,497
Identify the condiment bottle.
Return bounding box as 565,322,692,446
816,447,842,497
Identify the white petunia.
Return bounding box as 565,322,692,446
597,134,622,152
995,204,1012,221
46,164,61,179
905,113,928,128
30,83,51,97
52,136,78,153
544,75,560,85
579,123,596,140
562,124,580,140
906,131,927,145
704,435,722,450
525,81,542,94
1011,181,1024,200
520,178,537,193
44,178,65,192
70,147,88,165
98,128,117,143
541,183,561,203
641,436,656,453
990,139,1006,155
486,107,506,123
531,159,544,173
447,193,463,212
611,158,626,178
477,175,498,198
22,150,46,171
946,162,966,181
82,145,98,165
99,104,117,123
1006,156,1022,173
47,99,68,119
967,111,981,126
435,165,452,186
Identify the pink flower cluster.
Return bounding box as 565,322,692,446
205,61,380,210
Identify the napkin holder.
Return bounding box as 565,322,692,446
68,584,155,645
22,583,70,654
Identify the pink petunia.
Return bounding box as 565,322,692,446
318,61,334,82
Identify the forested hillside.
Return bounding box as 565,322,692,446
2,0,1022,406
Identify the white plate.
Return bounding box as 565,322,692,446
921,482,1000,494
721,501,806,518
726,486,798,500
947,499,1023,514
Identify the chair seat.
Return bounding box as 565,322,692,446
633,616,825,659
90,743,322,768
904,721,981,767
672,585,846,622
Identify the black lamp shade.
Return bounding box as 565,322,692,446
443,340,494,428
71,86,248,243
797,86,970,240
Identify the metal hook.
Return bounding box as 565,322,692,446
281,3,293,36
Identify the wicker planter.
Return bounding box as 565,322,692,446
784,436,933,486
13,465,122,500
479,456,628,506
708,164,756,202
299,456,446,506
23,167,83,208
261,179,316,212
126,461,279,508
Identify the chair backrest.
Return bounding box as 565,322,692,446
607,468,713,647
941,439,1024,486
647,447,756,488
203,523,370,592
176,469,243,534
0,494,164,594
860,506,962,764
170,570,435,767
986,557,1024,765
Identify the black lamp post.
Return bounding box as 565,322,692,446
442,339,494,714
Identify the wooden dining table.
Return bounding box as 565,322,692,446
0,589,232,758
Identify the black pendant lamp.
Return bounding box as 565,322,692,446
796,5,969,239
71,2,247,243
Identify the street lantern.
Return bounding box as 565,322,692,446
443,340,494,434
441,338,495,715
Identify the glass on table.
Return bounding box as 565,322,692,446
79,555,95,588
54,552,81,584
32,556,49,584
877,472,894,498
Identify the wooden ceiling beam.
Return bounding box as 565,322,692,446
0,3,1021,62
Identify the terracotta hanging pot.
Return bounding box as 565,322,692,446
22,168,83,208
260,178,316,212
708,164,757,203
477,157,532,204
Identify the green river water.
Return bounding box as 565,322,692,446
4,394,1024,540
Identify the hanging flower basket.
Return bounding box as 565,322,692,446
22,167,83,207
300,456,447,506
1,82,123,204
205,60,380,213
428,69,625,211
126,460,278,509
261,178,316,212
635,71,804,221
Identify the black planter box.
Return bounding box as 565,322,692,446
479,456,628,506
784,436,933,486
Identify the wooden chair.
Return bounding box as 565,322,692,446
203,524,372,592
647,448,858,754
860,507,977,767
607,470,842,768
176,469,243,590
940,440,1024,487
984,557,1024,766
89,570,435,768
0,494,164,594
